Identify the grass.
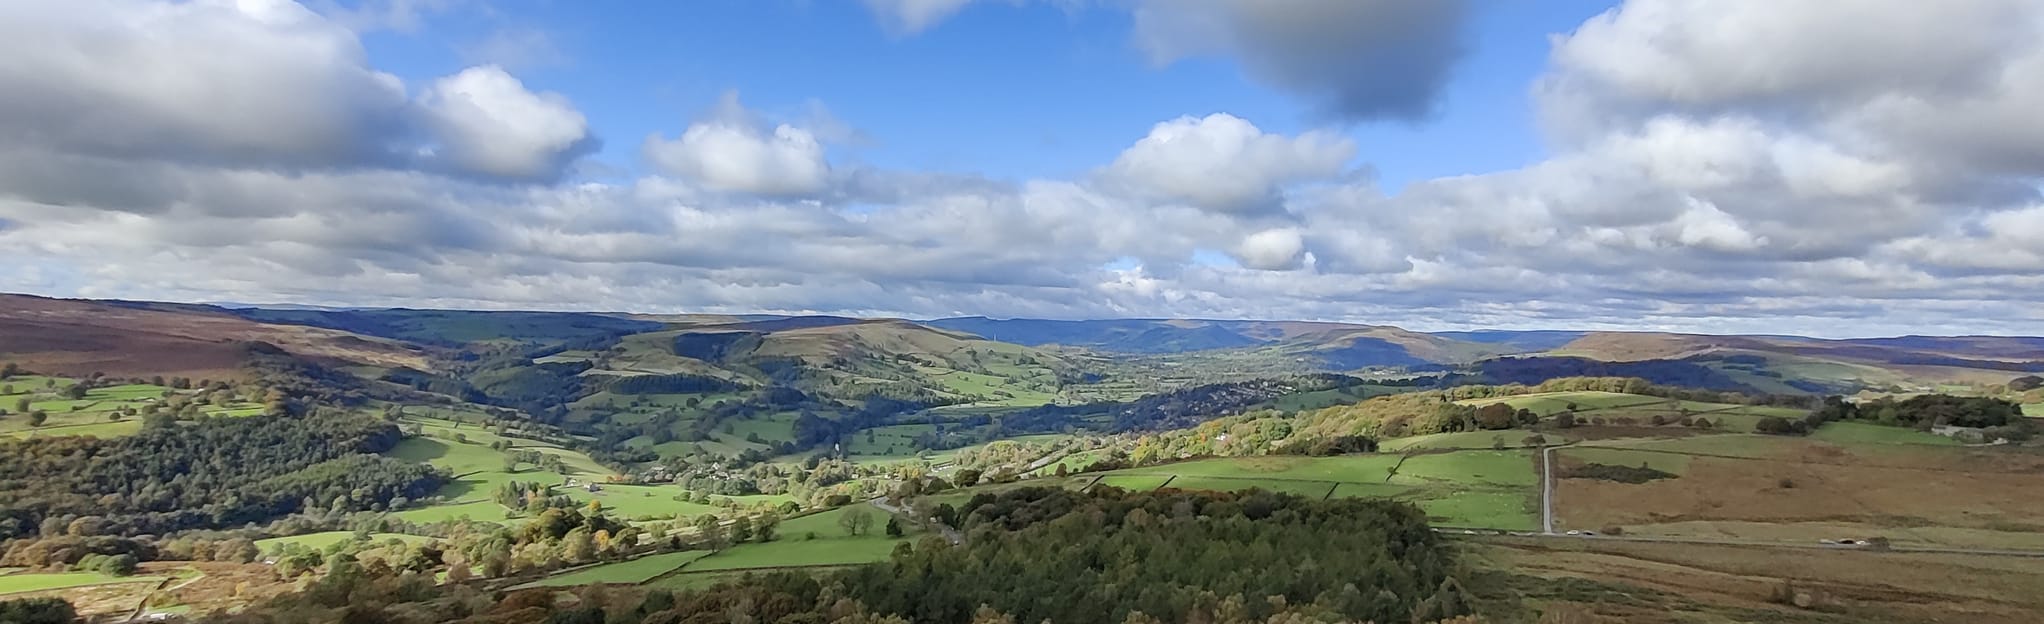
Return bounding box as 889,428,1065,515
0,571,166,594
1457,391,1662,414
672,504,918,572
2023,403,2042,417
391,500,515,524
682,537,913,572
1,419,143,439
1584,434,1807,459
1561,447,1693,475
1110,455,1403,484
1164,476,1337,498
1380,430,1568,452
1811,421,1961,446
1391,450,1537,487
256,532,432,553
1412,490,1537,531
1089,451,1540,530
522,551,710,587
843,424,936,456
1091,475,1174,492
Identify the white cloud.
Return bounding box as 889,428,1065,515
418,65,593,180
863,0,976,35
1234,228,1306,270
643,94,832,196
8,0,2044,337
1100,113,1353,212
0,0,410,167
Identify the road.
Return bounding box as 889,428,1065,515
1540,443,1563,534
870,496,963,545
1454,530,2044,558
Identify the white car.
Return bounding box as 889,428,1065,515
1565,530,1582,536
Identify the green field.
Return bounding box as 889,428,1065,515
0,377,262,439
1379,430,1569,452
257,531,433,553
843,424,936,456
1163,476,1336,498
668,504,918,572
2023,403,2042,417
1091,474,1174,492
681,536,913,572
391,499,516,524
1811,421,1961,446
1561,447,1693,475
522,550,710,587
1392,450,1536,487
0,570,166,594
1583,434,1808,459
1090,452,1539,529
1110,455,1403,484
1458,391,1660,414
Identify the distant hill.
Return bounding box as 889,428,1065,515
925,317,1517,368
0,293,430,378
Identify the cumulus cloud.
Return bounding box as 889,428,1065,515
643,93,832,196
418,66,594,180
11,0,2044,337
0,0,410,167
1100,113,1353,213
1234,228,1306,270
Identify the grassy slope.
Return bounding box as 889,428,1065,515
0,378,262,438
667,504,918,574
255,532,432,553
1091,452,1539,530
0,571,167,594
522,551,710,587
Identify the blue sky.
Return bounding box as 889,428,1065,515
355,0,1613,189
4,0,2044,336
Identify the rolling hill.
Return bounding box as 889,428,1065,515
0,293,431,378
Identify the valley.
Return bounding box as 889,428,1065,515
2,294,2043,623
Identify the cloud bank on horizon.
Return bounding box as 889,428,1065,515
0,0,2041,337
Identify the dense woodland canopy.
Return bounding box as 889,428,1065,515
0,412,442,539
199,487,1468,624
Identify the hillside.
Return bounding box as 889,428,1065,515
0,294,431,378
1551,331,2044,393
928,317,1514,368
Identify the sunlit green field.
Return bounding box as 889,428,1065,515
256,532,433,553
519,550,710,587
0,570,166,594
1091,452,1540,530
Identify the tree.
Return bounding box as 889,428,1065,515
731,516,754,543
562,527,596,562
839,508,874,536
62,384,87,400
1552,411,1577,429
0,597,75,624
1475,403,1516,429
694,515,727,551
14,398,27,413
27,410,45,427
954,468,982,488
755,511,780,543
884,516,904,538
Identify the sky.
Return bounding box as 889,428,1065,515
1,0,2042,338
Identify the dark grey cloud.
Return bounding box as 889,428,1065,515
1131,0,1472,121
